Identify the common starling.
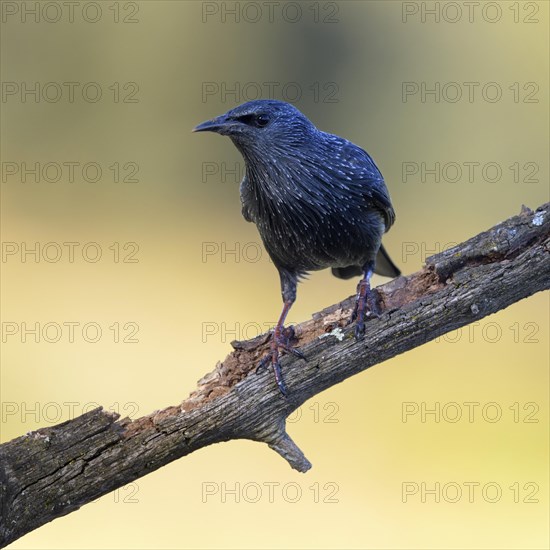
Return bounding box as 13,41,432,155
194,100,400,395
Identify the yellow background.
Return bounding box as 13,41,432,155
1,1,548,548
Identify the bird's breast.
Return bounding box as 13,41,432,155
245,184,384,273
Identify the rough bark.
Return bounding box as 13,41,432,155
1,203,548,547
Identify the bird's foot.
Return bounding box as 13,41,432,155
351,285,381,340
256,326,306,395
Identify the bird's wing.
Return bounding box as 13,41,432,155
362,177,396,231
338,140,396,231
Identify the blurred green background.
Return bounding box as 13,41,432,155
1,1,548,548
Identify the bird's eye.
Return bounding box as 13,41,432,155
235,113,271,128
236,114,255,125
255,114,270,127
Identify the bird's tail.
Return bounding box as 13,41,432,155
331,245,401,280
374,244,401,278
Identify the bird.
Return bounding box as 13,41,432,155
194,99,400,395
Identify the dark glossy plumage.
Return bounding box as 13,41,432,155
194,99,400,394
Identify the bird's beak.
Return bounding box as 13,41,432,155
192,115,230,134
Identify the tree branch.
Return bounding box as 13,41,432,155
1,203,548,547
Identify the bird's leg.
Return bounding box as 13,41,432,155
256,300,294,394
352,264,380,339
256,299,306,395
256,271,305,395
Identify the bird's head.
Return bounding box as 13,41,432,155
193,100,316,155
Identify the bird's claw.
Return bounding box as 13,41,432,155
255,349,288,395
283,346,306,360
278,326,306,360
255,325,306,395
354,321,366,340
351,287,381,340
255,355,271,375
